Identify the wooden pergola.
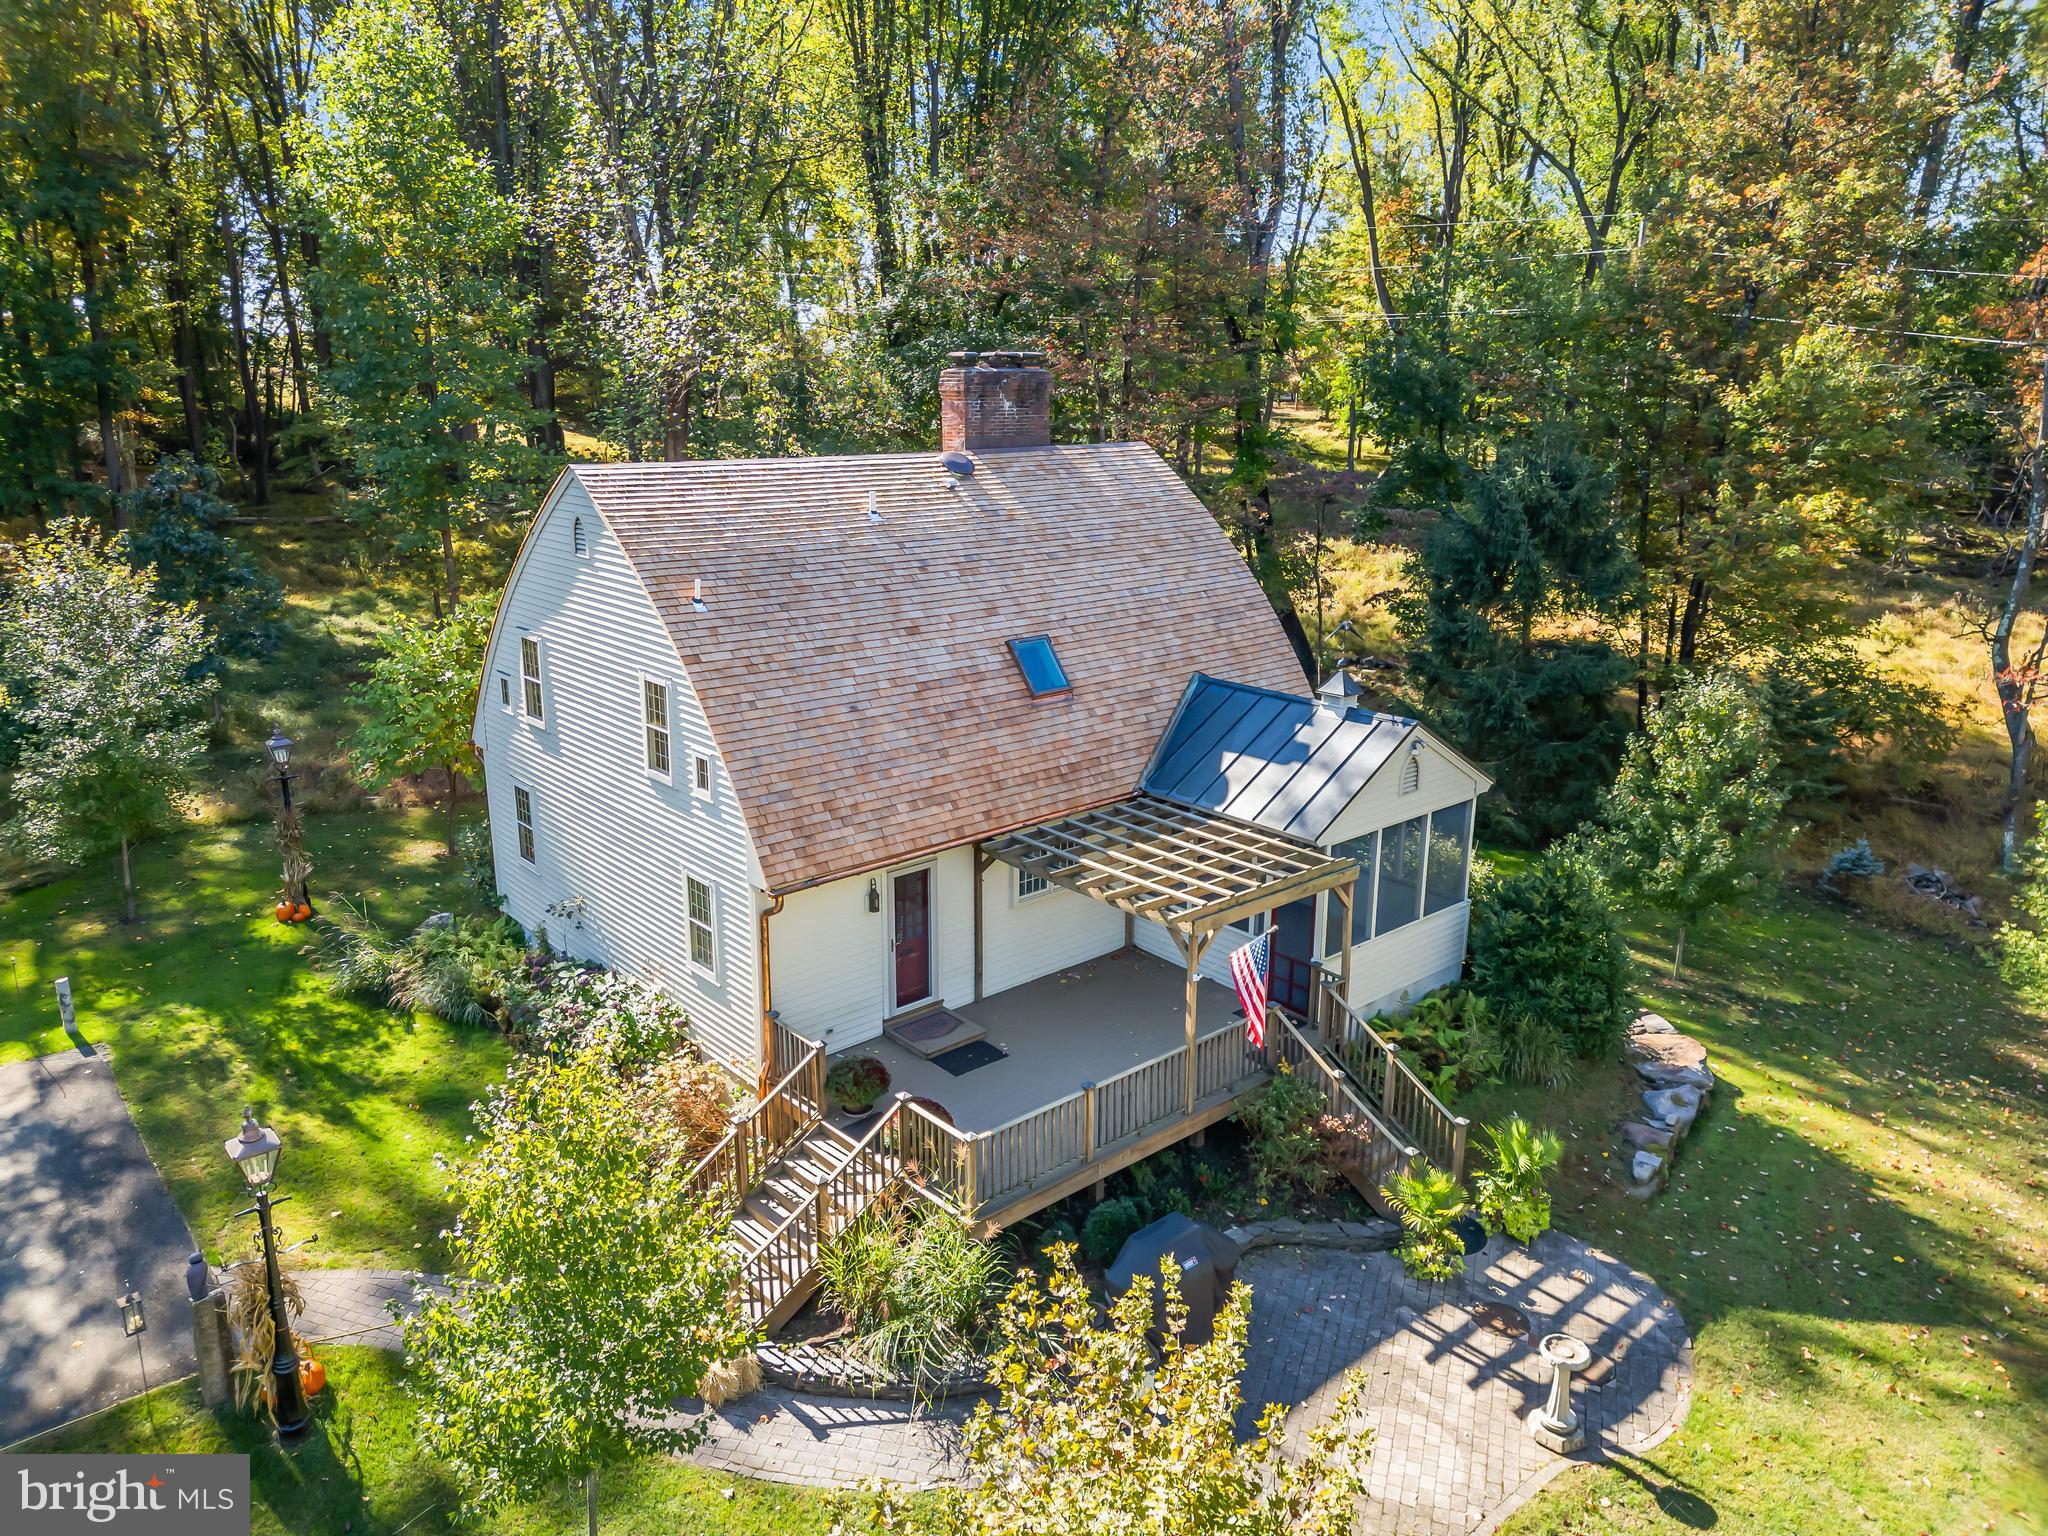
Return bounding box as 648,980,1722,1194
981,795,1361,1112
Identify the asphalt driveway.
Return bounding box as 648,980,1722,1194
0,1047,198,1445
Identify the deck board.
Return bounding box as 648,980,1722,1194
831,948,1247,1133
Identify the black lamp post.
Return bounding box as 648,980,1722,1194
266,730,311,913
224,1108,311,1441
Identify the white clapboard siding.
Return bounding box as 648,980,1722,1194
476,475,762,1076
979,863,1126,996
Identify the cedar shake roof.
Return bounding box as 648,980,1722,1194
574,442,1307,893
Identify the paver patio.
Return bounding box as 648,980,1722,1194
680,1230,1692,1536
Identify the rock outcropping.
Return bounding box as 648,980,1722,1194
1610,1013,1716,1200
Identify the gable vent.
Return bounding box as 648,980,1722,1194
572,516,588,557
1399,753,1421,795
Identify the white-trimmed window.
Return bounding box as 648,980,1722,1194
643,678,672,777
691,752,713,797
514,787,536,863
496,672,512,712
1016,868,1049,902
684,872,718,974
519,636,545,723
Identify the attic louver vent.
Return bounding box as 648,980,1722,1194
1399,753,1421,795
572,516,588,557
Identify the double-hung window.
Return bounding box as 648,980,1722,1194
519,636,545,723
685,873,717,974
1016,869,1049,902
644,679,672,777
514,787,536,863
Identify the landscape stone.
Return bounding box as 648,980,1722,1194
1630,1012,1677,1035
1642,1084,1702,1133
1619,1121,1676,1150
1626,1028,1716,1092
1630,1149,1665,1183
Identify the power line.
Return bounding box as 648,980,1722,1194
1747,315,2046,349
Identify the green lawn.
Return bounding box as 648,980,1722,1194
22,1348,853,1536
0,811,508,1271
1474,888,2048,1536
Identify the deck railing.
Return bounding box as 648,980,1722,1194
1273,1011,1419,1203
1312,970,1468,1180
684,1029,826,1210
908,1018,1273,1217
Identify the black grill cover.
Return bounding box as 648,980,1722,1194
1106,1214,1244,1346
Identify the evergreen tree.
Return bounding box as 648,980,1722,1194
124,455,284,659
1410,426,1639,842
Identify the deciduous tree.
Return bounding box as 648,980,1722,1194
348,606,492,854
0,519,216,921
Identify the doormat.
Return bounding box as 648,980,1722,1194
885,1008,987,1059
932,1039,1009,1076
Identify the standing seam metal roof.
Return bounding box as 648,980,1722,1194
1141,674,1416,845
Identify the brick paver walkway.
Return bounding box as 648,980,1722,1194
295,1268,443,1352
1239,1232,1691,1536
682,1231,1692,1533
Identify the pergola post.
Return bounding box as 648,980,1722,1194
1177,925,1214,1113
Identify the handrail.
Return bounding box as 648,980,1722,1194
684,1032,826,1207
1312,970,1468,1180
1274,1012,1418,1201
737,1091,908,1266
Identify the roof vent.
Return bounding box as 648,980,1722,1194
689,577,708,614
867,489,883,524
940,450,975,486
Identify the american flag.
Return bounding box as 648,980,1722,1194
1230,929,1273,1050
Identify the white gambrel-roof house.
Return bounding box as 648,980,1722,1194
473,353,1489,1324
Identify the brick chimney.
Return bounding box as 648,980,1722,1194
938,350,1051,452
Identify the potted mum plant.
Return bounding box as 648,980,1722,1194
826,1056,892,1120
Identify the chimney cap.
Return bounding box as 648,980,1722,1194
945,349,1047,370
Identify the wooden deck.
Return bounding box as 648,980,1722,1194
837,949,1246,1134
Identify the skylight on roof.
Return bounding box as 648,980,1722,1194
1009,635,1070,696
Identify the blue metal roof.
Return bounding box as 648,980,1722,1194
1141,674,1415,845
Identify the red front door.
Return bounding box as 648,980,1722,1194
892,869,932,1010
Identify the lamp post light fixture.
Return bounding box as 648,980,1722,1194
224,1108,311,1442
118,1291,146,1339
265,729,312,914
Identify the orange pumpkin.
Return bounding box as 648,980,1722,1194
293,903,312,922
300,1357,326,1395
275,903,293,923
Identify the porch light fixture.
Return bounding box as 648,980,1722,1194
225,1109,282,1191
867,879,881,914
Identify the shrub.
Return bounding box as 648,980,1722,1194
1380,1163,1470,1282
1081,1195,1149,1265
1495,1011,1574,1088
1468,850,1631,1058
1383,987,1501,1100
1470,1115,1563,1243
388,916,529,1029
633,1053,737,1162
1818,838,1884,894
1232,1061,1344,1197
826,1055,891,1114
1758,641,1952,808
313,896,399,999
819,1200,1001,1400
523,962,689,1070
456,818,501,910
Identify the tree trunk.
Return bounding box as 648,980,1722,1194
440,524,461,612
1670,924,1685,979
1994,346,2048,871
221,203,270,505
120,836,137,924
444,775,461,857
585,1470,597,1536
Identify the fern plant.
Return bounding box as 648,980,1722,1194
1471,1115,1564,1244
1380,1163,1470,1282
